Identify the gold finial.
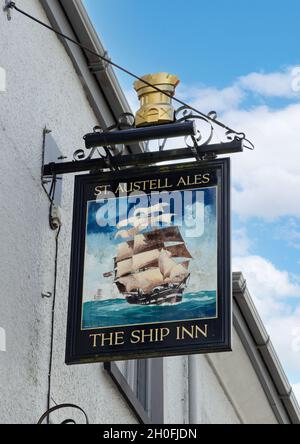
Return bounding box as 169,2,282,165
134,72,180,127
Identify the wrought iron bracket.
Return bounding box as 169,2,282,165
42,128,64,207
43,138,243,176
42,109,250,177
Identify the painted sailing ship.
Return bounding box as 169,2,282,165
104,204,193,305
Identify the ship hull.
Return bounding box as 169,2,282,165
125,286,185,306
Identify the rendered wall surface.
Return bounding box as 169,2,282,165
163,330,278,424
0,0,136,425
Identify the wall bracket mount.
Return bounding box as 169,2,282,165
3,1,15,20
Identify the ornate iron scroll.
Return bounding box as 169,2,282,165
37,404,89,425
72,108,254,163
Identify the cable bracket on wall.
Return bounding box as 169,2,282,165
3,0,14,20
42,128,63,208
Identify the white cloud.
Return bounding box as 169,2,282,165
275,219,300,250
238,67,299,99
126,82,245,116
232,228,252,256
291,67,300,93
178,84,245,114
266,310,300,373
224,103,300,220
233,255,300,320
233,255,300,300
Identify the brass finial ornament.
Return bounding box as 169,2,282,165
134,73,180,127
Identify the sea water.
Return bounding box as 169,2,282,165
82,291,217,329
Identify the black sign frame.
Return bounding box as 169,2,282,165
66,158,231,364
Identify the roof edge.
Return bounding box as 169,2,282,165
233,272,300,424
62,0,132,116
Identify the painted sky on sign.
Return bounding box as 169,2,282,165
84,0,300,402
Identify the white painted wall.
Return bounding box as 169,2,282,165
0,0,136,425
163,330,278,424
0,66,6,92
0,0,279,425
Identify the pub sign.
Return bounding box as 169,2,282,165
65,158,231,364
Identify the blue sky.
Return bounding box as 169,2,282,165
84,0,300,401
84,0,300,89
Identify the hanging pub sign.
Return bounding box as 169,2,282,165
65,158,231,364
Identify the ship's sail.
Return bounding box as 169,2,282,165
117,213,174,232
115,227,140,239
105,203,193,299
133,203,169,217
115,249,190,291
159,250,190,283
153,213,174,225
116,260,190,293
165,243,193,259
117,268,165,293
138,226,184,244
117,216,142,230
132,249,161,271
116,258,133,278
133,233,192,259
116,241,134,262
116,223,183,244
159,250,176,278
134,235,164,255
169,263,190,283
117,204,170,229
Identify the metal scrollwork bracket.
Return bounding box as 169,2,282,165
73,113,135,167
174,106,254,155
42,108,251,177
37,404,89,425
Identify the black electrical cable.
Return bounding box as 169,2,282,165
46,176,62,424
46,225,61,424
7,1,254,149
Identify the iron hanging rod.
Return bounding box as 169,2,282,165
84,121,196,149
